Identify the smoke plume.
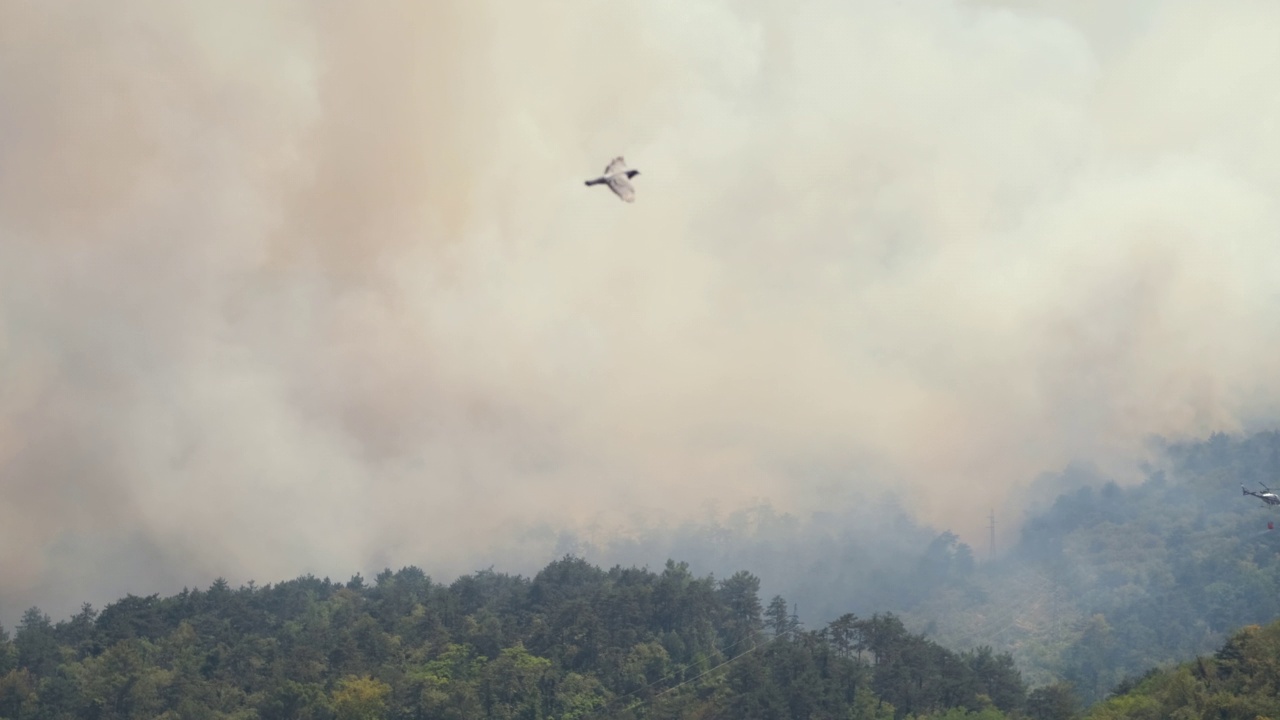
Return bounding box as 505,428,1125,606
2,0,1279,623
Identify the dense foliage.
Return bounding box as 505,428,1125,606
1084,618,1280,719
0,558,1042,720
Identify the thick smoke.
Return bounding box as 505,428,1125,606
2,0,1279,624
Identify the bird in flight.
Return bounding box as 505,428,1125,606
585,156,640,203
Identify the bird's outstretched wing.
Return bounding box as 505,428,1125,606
607,174,636,202
603,156,627,176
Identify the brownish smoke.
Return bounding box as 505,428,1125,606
2,0,1280,623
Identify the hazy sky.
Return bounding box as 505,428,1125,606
2,0,1280,625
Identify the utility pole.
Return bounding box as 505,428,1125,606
988,508,996,562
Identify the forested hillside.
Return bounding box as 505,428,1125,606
904,432,1280,704
0,557,1053,720
4,431,1280,718
1083,618,1280,719
546,431,1280,706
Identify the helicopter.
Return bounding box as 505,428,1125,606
1242,483,1280,506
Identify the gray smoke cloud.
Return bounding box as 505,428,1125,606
2,0,1280,625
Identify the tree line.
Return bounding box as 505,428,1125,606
0,556,1066,720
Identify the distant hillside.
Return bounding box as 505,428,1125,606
1084,619,1280,719
4,431,1279,717
903,431,1280,703
554,431,1280,706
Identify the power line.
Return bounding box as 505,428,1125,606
581,632,766,719
646,640,767,702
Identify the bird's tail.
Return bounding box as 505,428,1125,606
585,178,605,186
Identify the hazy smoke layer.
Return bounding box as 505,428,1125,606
2,0,1279,624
